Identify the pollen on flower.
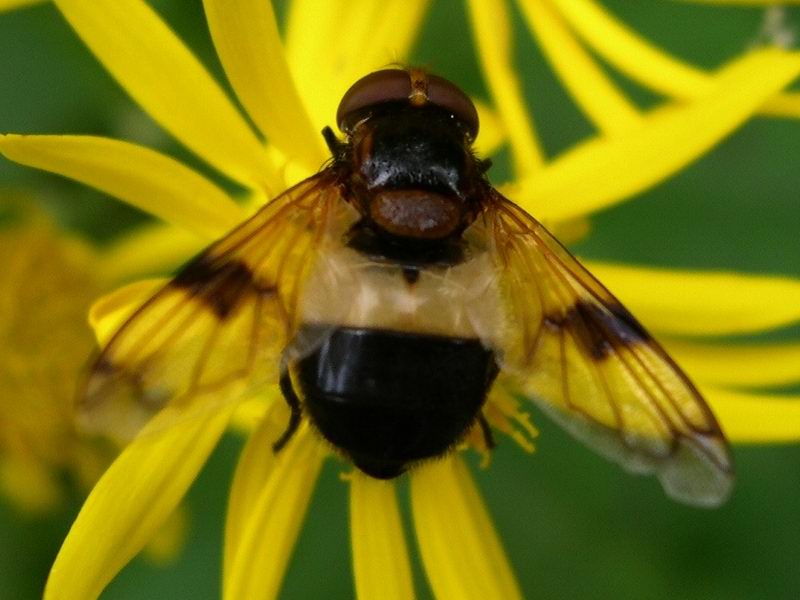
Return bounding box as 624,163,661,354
485,386,539,454
463,386,539,467
461,423,494,468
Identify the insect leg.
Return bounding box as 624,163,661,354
478,413,496,450
322,126,343,157
273,367,303,453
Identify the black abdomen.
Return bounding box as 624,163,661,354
295,325,498,479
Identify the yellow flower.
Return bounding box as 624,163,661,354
1,1,799,599
0,200,190,568
0,205,105,513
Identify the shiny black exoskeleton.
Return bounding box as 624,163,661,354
295,327,498,479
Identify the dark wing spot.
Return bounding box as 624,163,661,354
544,300,651,360
605,302,651,343
172,255,275,319
94,355,116,375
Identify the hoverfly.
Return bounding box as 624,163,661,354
80,68,733,506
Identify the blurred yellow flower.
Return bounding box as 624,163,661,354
0,206,105,513
1,1,799,599
0,201,189,567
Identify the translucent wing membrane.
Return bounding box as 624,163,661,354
487,194,733,506
79,171,345,440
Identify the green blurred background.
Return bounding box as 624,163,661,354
1,1,799,598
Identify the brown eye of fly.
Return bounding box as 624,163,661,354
336,69,411,131
425,73,479,139
336,68,479,139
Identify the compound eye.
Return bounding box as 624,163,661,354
425,74,479,140
336,69,480,140
337,69,412,133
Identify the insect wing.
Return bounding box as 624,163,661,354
487,193,734,506
79,172,344,440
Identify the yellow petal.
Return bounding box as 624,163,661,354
142,504,189,565
411,455,523,600
45,405,233,600
759,91,800,119
287,0,429,131
551,0,800,118
97,222,207,284
53,0,280,190
473,100,506,158
466,0,544,178
285,0,336,63
89,278,167,345
704,387,800,443
516,0,642,135
511,48,800,221
350,473,415,600
223,399,287,585
228,396,274,434
202,0,326,171
0,135,243,239
0,0,44,10
225,425,325,600
284,0,343,128
587,261,800,336
341,0,429,81
664,338,800,389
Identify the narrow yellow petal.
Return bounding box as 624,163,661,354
586,261,800,336
45,406,233,600
225,425,325,600
516,0,642,135
759,91,800,119
551,0,800,118
351,1,429,75
665,338,800,389
53,0,280,190
202,0,326,171
411,455,523,600
323,0,423,83
285,0,343,122
466,0,545,178
512,48,800,221
287,0,429,131
97,223,207,284
0,0,44,10
473,100,506,158
142,504,189,565
228,396,275,434
552,0,708,97
0,135,243,239
223,399,287,585
350,473,415,600
704,387,800,443
89,278,166,345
